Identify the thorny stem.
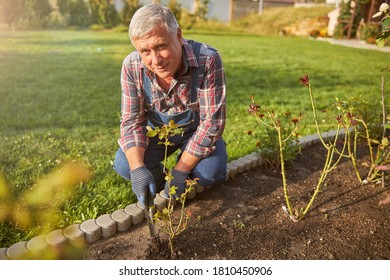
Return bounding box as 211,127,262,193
381,76,386,188
308,82,327,148
163,141,168,174
382,76,386,139
277,126,293,216
327,128,347,172
301,145,333,218
356,118,375,166
168,237,174,258
346,126,363,183
175,194,188,234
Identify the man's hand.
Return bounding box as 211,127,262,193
164,169,190,198
130,165,156,209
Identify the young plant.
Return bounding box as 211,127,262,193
333,95,389,185
248,75,355,221
146,120,197,258
298,74,389,217
247,96,302,219
247,102,301,169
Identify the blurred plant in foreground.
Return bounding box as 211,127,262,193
0,161,91,259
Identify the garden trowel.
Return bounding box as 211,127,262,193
146,194,159,237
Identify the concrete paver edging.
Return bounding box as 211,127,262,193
0,130,346,260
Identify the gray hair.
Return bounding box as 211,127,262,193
129,4,180,45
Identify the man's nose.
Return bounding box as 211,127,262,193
151,50,161,67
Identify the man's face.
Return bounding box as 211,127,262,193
134,26,183,80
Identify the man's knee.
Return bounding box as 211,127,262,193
113,148,131,181
192,162,227,186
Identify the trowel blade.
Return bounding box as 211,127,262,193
147,206,159,237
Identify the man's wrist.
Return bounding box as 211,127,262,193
125,146,146,171
174,151,200,172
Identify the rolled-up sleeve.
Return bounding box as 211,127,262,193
185,50,226,158
118,54,148,152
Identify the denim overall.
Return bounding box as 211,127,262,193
114,41,227,191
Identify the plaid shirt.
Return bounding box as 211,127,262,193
118,39,226,158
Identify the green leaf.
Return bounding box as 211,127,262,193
169,186,177,195
370,139,380,144
382,137,389,146
381,17,390,31
146,129,158,137
376,37,386,48
376,31,388,48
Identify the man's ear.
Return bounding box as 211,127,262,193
177,28,184,46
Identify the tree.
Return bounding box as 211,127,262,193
58,0,70,15
23,0,52,28
168,0,182,24
89,0,120,28
121,0,141,26
69,0,90,27
194,0,209,22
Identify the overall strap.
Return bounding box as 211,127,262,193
190,41,202,104
142,70,153,107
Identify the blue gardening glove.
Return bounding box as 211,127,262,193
164,169,191,198
130,165,156,209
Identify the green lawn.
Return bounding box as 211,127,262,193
0,30,389,247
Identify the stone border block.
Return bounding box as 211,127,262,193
154,193,167,212
0,248,7,260
64,224,85,243
322,130,337,141
224,167,231,181
250,152,264,166
46,229,68,248
238,157,252,171
125,203,144,225
245,154,258,168
230,159,245,174
111,209,132,232
226,162,237,178
26,235,49,257
80,219,102,244
96,214,117,238
298,136,312,148
196,184,205,193
307,134,320,144
6,241,28,260
186,187,196,200
159,190,177,206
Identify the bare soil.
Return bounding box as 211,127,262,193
84,143,390,260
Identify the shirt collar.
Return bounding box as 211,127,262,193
182,39,199,72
